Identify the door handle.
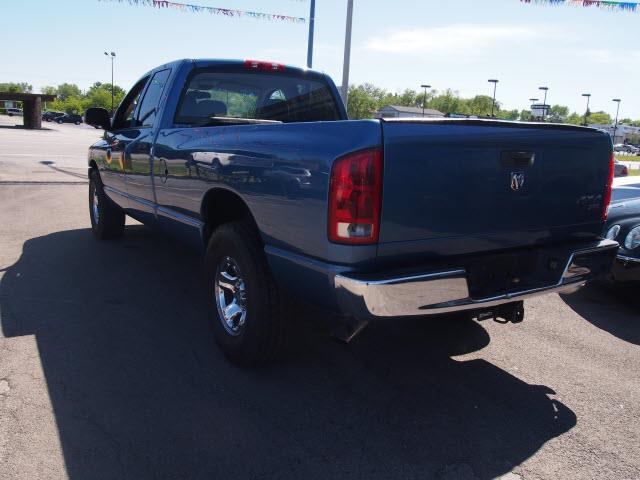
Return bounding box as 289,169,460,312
501,151,535,168
157,158,169,184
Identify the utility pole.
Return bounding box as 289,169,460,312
488,79,498,117
421,84,431,117
306,0,316,68
612,98,621,144
341,0,354,107
582,93,591,126
104,51,116,114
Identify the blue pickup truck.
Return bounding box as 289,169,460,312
85,59,618,365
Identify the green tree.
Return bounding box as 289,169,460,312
84,82,126,111
55,83,82,101
546,105,569,123
587,111,612,125
428,89,465,116
566,112,584,125
467,95,497,116
347,83,389,119
496,109,519,120
0,82,32,93
397,88,418,108
41,85,57,96
519,109,533,122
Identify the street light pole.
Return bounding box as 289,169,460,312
341,0,354,106
488,79,498,117
539,86,548,121
104,51,116,115
582,93,591,126
306,0,316,68
421,84,431,117
612,98,621,144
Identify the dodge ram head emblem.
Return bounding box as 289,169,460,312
510,172,525,191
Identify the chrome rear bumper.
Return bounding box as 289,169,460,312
335,240,618,318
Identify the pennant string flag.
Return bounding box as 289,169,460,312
98,0,307,23
520,0,639,12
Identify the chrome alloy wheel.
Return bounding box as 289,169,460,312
92,187,100,224
215,256,248,336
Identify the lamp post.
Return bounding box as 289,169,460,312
421,84,431,117
612,98,621,144
582,93,591,126
104,51,116,114
488,79,498,117
539,86,549,121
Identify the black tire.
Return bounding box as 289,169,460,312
75,121,80,125
56,119,62,124
89,169,125,240
205,221,288,366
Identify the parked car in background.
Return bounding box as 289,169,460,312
84,59,618,366
614,144,640,155
55,113,83,125
42,111,65,122
614,160,629,177
6,107,23,116
604,185,640,283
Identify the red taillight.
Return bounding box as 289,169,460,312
622,166,629,176
328,148,383,244
602,152,615,221
243,60,285,72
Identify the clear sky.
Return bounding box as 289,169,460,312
2,0,639,118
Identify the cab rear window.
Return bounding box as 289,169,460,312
174,69,341,125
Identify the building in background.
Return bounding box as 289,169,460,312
589,123,640,144
376,105,444,119
2,100,21,112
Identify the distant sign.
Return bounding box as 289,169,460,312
531,103,549,118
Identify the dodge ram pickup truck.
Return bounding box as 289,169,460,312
85,59,618,366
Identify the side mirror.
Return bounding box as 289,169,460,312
85,107,111,130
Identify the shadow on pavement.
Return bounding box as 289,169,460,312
562,283,640,346
1,227,576,479
0,125,53,130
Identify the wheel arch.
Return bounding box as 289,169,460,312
201,187,261,245
88,160,99,181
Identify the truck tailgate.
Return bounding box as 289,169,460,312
379,120,612,257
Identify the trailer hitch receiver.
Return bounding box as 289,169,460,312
473,301,524,324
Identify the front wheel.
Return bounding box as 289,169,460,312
205,221,288,366
89,169,125,240
75,121,80,125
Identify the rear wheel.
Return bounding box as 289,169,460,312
89,169,125,240
205,221,288,366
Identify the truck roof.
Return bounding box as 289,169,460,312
143,58,324,81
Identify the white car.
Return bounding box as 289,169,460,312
6,107,23,117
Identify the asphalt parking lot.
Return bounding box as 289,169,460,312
1,115,639,480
